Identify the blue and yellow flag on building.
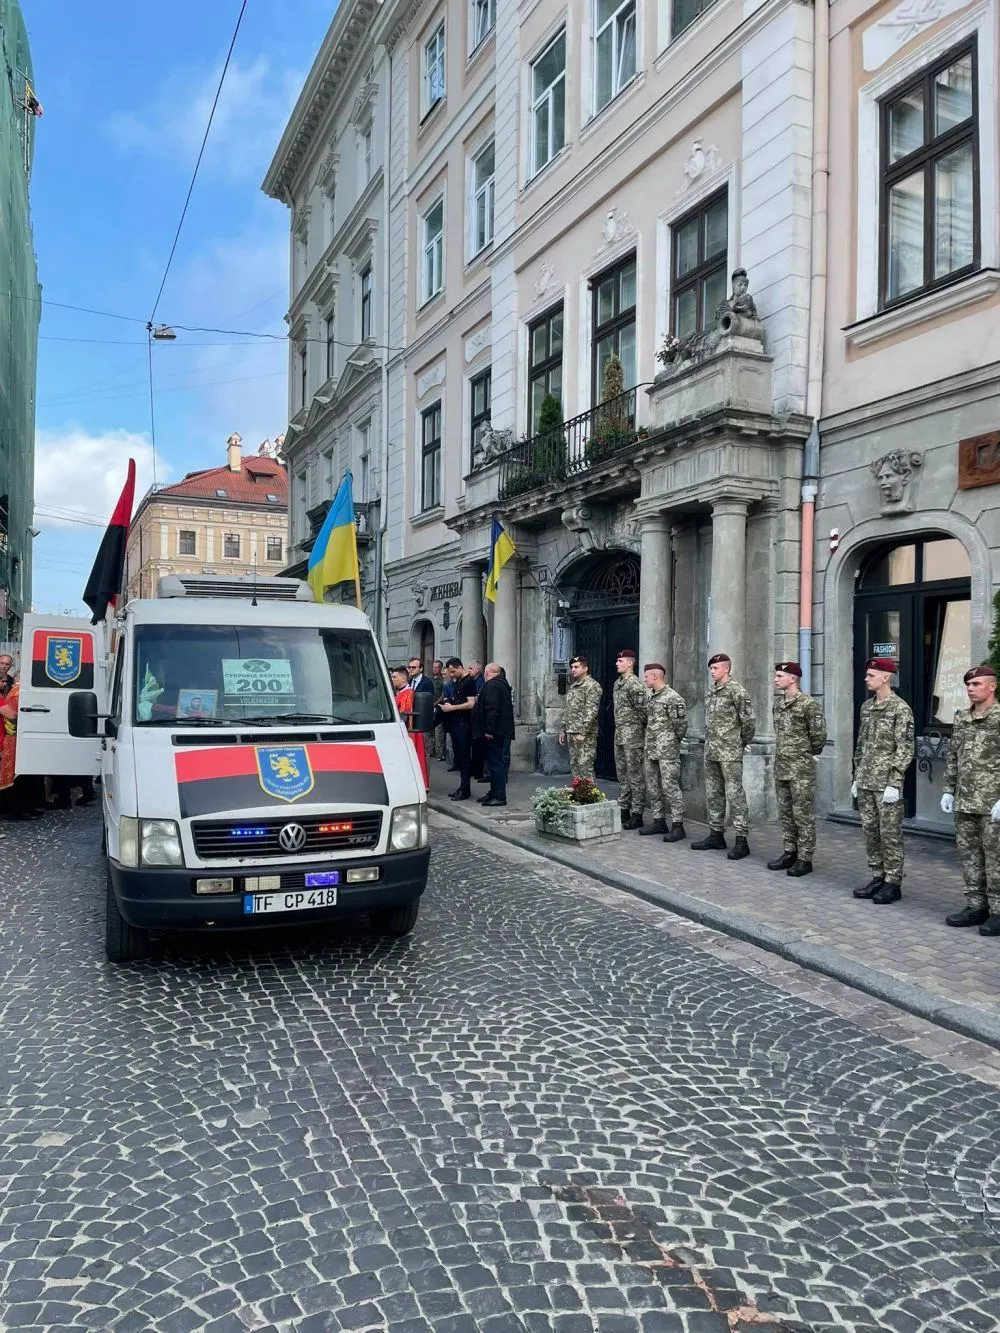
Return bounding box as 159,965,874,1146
308,473,361,605
484,517,516,604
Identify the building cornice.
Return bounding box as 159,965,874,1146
288,167,384,320
132,491,288,527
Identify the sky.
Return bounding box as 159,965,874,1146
24,0,337,614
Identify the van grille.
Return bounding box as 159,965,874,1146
191,811,383,860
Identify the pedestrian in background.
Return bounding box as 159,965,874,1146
767,662,827,878
479,663,515,806
407,656,435,698
440,657,476,799
466,660,487,783
692,652,755,859
430,659,447,761
642,663,687,842
559,655,602,781
391,666,429,790
0,674,41,822
0,653,14,698
851,657,914,904
941,664,1000,935
612,649,648,829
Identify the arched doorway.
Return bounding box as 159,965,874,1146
853,535,971,819
567,552,640,778
410,619,435,674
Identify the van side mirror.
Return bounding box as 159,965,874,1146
67,691,99,738
409,690,435,733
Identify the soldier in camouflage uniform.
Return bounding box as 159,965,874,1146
642,663,688,842
941,664,1000,936
559,655,603,781
767,661,828,878
691,653,756,860
612,650,648,829
851,656,915,904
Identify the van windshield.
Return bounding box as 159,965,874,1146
132,624,394,726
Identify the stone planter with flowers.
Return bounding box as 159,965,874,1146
531,779,621,844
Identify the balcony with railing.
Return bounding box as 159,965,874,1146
497,386,651,503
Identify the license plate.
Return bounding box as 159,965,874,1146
243,888,338,915
305,871,340,887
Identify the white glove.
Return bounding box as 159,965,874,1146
940,793,955,815
991,800,1000,824
882,786,900,805
851,781,857,799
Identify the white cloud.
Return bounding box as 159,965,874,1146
33,429,170,531
107,55,305,181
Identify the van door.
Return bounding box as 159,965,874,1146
15,615,105,777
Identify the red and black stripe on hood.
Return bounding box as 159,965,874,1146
174,743,389,818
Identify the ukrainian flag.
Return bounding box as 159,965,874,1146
484,517,516,603
308,473,360,604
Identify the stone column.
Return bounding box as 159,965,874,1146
709,498,749,671
460,564,485,665
638,515,671,671
492,560,519,699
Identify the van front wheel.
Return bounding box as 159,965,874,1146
370,900,419,938
105,866,150,964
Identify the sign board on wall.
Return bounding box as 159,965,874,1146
552,617,572,669
958,431,1000,490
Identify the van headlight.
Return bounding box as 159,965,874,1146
140,819,183,866
389,804,426,851
118,816,139,867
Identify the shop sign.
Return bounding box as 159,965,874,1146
430,581,461,601
552,617,572,669
872,642,898,657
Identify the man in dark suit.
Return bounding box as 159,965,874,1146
407,656,436,698
478,662,515,806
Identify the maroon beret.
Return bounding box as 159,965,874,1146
616,649,638,661
708,653,731,666
643,662,666,673
866,657,897,674
775,661,802,678
964,665,997,683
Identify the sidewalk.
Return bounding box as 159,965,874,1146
426,765,1000,1048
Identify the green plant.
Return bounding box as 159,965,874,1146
568,777,606,805
986,588,1000,672
531,786,573,826
536,393,563,435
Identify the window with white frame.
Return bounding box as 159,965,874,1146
530,33,566,177
178,529,196,557
360,265,373,340
223,533,241,559
471,0,495,51
880,41,978,307
472,139,495,254
266,536,283,562
325,311,336,379
672,0,717,39
470,367,492,459
298,344,308,408
357,420,372,502
322,451,334,500
595,0,636,112
424,24,446,114
421,402,442,510
294,470,308,544
363,122,374,183
422,198,444,303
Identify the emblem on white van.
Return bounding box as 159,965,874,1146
44,636,83,686
278,823,307,852
256,745,314,803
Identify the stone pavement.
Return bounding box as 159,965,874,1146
427,767,1000,1047
3,807,1000,1333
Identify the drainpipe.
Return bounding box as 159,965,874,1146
800,0,830,696
376,44,393,648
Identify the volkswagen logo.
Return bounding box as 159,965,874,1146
278,823,307,852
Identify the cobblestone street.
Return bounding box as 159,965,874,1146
2,808,1000,1333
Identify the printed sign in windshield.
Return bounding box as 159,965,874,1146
222,658,294,705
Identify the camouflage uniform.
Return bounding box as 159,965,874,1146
853,692,915,884
563,675,602,781
772,690,828,859
943,703,1000,913
644,685,688,824
613,673,648,813
704,679,756,834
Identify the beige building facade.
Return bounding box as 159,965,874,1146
815,0,1000,833
125,438,288,602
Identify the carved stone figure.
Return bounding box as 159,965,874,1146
871,450,923,514
657,268,764,371
471,425,516,470
411,581,428,610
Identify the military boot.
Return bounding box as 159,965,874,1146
639,819,667,836
786,860,813,877
978,914,1000,936
853,876,884,899
945,905,989,927
662,822,686,843
767,850,797,871
871,881,902,904
691,830,727,851
727,836,750,861
622,812,645,830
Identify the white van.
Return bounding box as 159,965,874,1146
68,575,432,963
15,614,108,780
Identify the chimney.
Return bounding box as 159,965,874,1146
226,432,242,472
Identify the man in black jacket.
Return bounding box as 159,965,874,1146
478,662,515,806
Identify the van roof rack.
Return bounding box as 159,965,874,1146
156,574,314,602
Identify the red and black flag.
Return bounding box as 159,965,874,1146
83,458,136,624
